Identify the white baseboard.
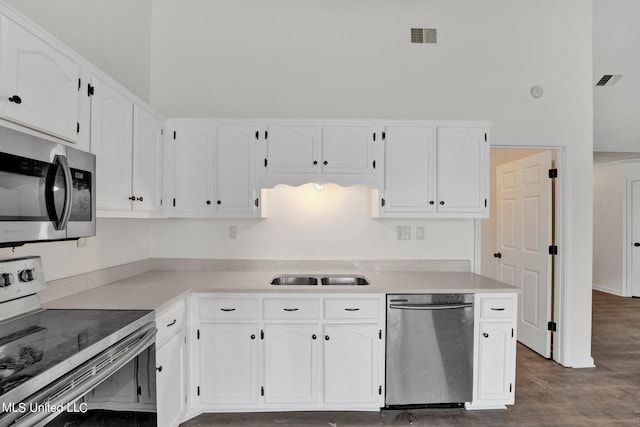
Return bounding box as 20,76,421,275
567,356,596,369
592,283,626,297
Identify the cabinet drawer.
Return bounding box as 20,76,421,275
156,298,186,344
479,297,514,318
200,298,259,320
263,298,320,319
324,298,380,320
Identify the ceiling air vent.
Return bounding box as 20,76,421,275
596,74,622,87
411,28,437,44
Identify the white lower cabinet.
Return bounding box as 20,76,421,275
468,293,517,410
155,297,189,427
263,323,320,405
198,323,260,405
189,292,517,415
323,324,382,405
156,328,187,427
191,293,385,413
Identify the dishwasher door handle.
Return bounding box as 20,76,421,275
389,302,473,310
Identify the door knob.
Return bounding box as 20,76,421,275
493,252,502,259
635,243,640,247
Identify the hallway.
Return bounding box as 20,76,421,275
182,291,640,426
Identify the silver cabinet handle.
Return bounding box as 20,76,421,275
344,308,360,312
491,307,505,311
389,303,473,310
283,308,299,312
483,333,489,338
166,319,177,327
53,154,73,231
220,308,236,312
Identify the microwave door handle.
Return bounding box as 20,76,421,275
53,154,73,231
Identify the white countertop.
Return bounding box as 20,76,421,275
43,270,517,312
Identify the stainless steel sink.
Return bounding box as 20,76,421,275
320,276,369,286
269,275,370,286
270,276,318,286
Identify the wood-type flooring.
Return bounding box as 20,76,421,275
181,290,640,426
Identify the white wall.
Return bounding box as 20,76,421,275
4,0,153,102
151,184,475,261
0,0,593,367
0,219,151,281
150,0,594,367
592,161,640,296
593,0,640,152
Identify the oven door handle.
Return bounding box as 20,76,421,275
52,154,73,231
389,303,473,310
7,323,156,427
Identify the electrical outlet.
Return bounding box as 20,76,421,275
229,225,237,239
416,226,425,240
396,226,411,240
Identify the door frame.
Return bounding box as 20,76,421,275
625,178,640,297
474,138,567,366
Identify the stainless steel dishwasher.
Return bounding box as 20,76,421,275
385,294,474,408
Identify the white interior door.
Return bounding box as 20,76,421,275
496,151,552,357
630,181,640,296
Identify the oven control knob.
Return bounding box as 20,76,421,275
0,273,14,287
18,269,34,282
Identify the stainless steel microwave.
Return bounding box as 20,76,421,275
0,126,96,247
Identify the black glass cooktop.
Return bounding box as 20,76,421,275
0,309,152,397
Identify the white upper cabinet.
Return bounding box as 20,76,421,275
375,123,489,218
0,15,80,142
436,127,488,215
215,125,260,215
132,105,164,214
91,78,165,217
321,125,375,175
166,120,261,218
91,77,134,213
264,124,319,175
168,124,215,217
381,125,436,215
259,121,383,188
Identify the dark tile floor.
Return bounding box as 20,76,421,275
181,291,640,426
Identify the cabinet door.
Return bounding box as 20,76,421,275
86,357,137,407
477,322,514,402
436,127,488,213
157,329,187,427
265,124,320,174
199,323,259,405
321,125,374,175
263,323,320,404
382,126,436,213
132,105,164,214
323,324,381,404
90,78,133,212
170,125,215,216
215,125,259,215
0,16,80,142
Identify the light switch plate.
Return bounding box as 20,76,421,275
396,226,411,240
